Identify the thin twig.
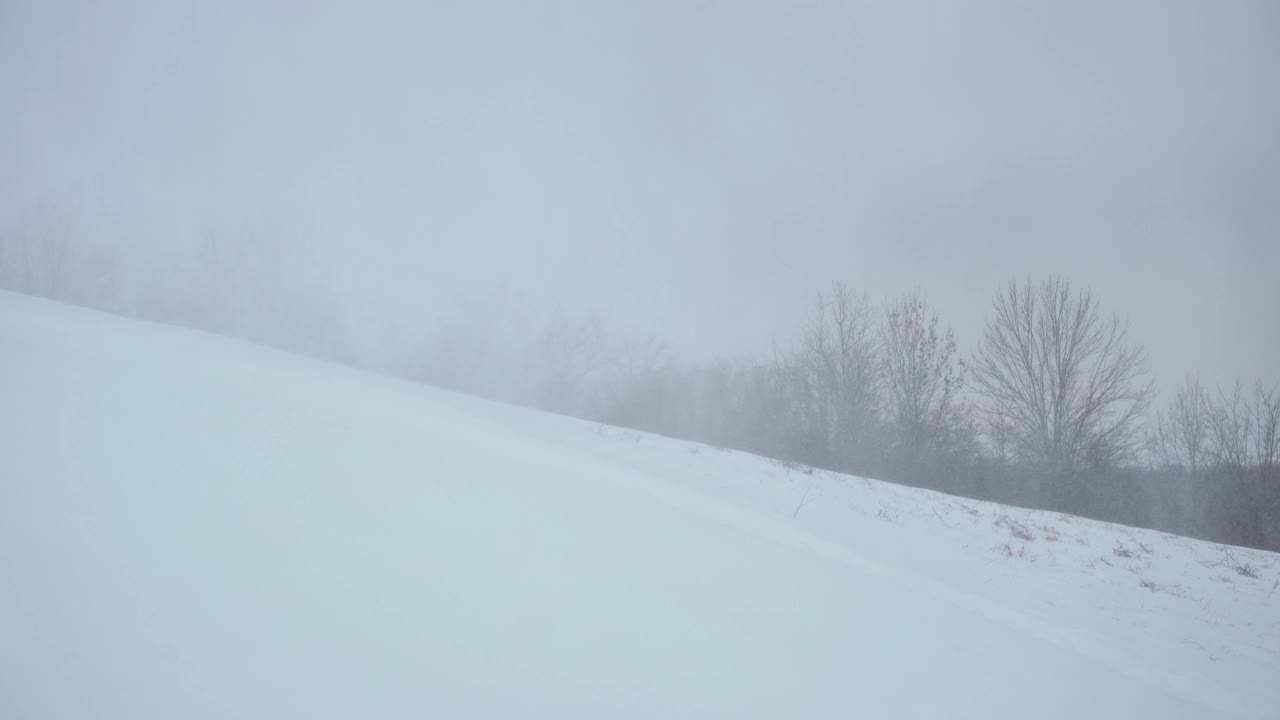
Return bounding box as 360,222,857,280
793,480,813,519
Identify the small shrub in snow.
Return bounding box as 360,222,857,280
1235,562,1259,579
992,542,1026,559
1202,548,1263,580
875,506,901,524
1036,524,1062,543
994,513,1035,541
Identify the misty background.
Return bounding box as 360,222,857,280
2,1,1278,547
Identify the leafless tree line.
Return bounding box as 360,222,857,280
402,277,1280,550
0,206,116,309
1148,375,1280,480
3,226,1277,549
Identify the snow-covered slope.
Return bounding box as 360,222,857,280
2,292,1277,719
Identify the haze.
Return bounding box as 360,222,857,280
2,0,1277,388
5,6,1280,711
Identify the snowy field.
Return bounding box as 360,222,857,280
2,291,1277,719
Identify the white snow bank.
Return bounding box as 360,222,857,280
1,292,1277,719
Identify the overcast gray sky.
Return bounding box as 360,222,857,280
2,0,1277,389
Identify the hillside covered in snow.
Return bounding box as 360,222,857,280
2,292,1277,719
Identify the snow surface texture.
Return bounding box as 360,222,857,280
1,291,1277,719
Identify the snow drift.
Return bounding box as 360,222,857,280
1,292,1277,719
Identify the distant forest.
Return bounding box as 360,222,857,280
4,228,1277,551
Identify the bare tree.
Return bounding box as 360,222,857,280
1145,416,1175,471
970,278,1153,481
0,205,115,307
617,333,667,383
1203,380,1269,549
535,309,610,417
1208,381,1253,477
0,209,71,298
792,283,882,474
1149,374,1212,474
728,356,798,459
985,409,1014,466
1254,381,1280,481
598,332,669,429
422,291,536,401
880,292,966,480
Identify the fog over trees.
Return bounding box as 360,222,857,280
2,229,1276,550
2,1,1277,549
